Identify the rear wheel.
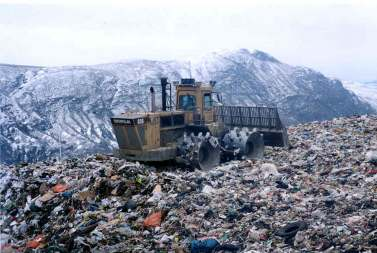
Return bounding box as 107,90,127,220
198,138,221,170
177,132,221,170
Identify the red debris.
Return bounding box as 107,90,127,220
26,234,45,249
52,184,68,193
367,169,377,175
143,211,163,227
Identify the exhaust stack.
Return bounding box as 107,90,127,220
150,86,156,112
161,78,168,111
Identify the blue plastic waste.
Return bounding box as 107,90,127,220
62,191,73,198
191,239,220,253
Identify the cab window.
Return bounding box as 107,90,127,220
203,93,212,110
179,95,196,110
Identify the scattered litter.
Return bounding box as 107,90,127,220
0,115,376,252
366,150,377,164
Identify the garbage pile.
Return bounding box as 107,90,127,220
1,115,377,252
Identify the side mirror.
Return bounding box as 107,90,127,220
216,93,222,103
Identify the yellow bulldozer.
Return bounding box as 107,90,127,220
111,78,288,169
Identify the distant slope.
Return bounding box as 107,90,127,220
191,49,375,123
343,80,377,109
0,49,375,164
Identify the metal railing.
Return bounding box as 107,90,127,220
214,105,284,130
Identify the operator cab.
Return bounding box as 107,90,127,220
175,78,219,125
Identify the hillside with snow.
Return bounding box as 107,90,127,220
0,49,375,164
343,81,377,110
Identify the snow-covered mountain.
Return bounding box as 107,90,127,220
343,80,377,110
0,49,375,164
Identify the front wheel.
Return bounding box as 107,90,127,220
221,128,264,159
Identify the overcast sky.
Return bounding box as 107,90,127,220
0,0,376,81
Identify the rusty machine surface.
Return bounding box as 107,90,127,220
111,78,288,169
